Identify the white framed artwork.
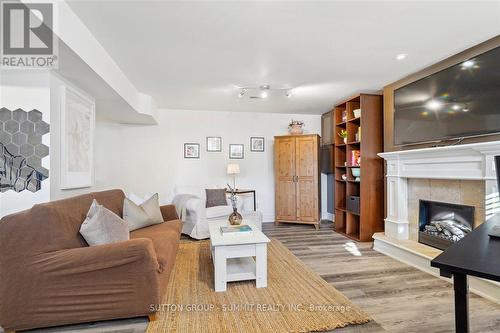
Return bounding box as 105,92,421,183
60,85,95,189
206,137,222,152
229,144,244,159
250,137,265,152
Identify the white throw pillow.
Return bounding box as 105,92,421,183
123,193,164,231
80,199,130,246
128,191,155,205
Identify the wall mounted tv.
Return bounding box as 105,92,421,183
394,45,500,146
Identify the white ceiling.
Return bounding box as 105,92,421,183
67,1,500,115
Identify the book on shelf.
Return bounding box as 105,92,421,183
355,127,361,141
220,224,252,235
341,110,347,122
351,150,360,166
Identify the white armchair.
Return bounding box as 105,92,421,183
172,185,261,239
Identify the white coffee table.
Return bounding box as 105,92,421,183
208,219,270,292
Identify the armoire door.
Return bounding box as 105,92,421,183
295,135,318,222
275,137,296,221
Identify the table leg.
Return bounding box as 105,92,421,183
453,273,469,333
255,243,267,288
214,247,227,292
253,191,256,211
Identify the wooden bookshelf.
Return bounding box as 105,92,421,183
333,94,384,241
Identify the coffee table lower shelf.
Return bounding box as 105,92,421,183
210,242,268,292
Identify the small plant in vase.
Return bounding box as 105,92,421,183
227,183,242,225
288,120,304,135
338,129,348,144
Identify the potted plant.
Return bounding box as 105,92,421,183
288,120,304,135
338,129,348,144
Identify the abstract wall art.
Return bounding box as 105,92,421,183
0,108,49,193
60,86,95,189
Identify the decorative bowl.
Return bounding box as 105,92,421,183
353,109,361,118
351,167,361,181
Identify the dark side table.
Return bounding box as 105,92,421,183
431,214,500,333
226,189,256,211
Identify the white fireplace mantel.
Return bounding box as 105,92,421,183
378,141,500,240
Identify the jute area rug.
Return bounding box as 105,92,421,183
147,239,370,333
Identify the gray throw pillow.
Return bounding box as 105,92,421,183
205,188,228,208
80,200,130,246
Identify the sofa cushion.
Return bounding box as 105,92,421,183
79,200,130,246
205,188,228,208
123,194,163,231
206,205,233,219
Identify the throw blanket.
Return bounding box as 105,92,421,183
172,194,199,222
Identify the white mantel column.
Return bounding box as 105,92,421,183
385,159,409,240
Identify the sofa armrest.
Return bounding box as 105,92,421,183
0,239,160,331
36,238,159,273
160,204,179,221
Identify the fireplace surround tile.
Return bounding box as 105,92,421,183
408,199,419,241
429,179,461,203
474,208,485,228
407,179,485,241
460,180,486,208
408,179,430,201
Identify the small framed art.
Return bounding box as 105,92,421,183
229,144,244,159
206,136,222,152
184,143,200,158
250,137,265,152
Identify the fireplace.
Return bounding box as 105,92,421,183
418,200,475,250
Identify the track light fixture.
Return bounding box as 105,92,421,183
237,85,293,99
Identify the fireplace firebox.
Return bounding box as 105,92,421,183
418,200,475,250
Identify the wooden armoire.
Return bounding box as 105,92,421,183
274,134,321,229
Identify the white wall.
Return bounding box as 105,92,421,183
2,75,326,222
0,70,51,217
113,109,321,222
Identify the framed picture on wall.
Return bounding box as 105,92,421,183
206,136,222,152
250,137,265,152
184,143,200,158
229,144,244,159
60,85,96,189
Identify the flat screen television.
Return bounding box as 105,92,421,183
394,45,500,146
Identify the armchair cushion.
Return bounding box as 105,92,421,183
206,205,233,219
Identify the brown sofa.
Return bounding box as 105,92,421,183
0,189,182,332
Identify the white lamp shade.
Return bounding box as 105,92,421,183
227,163,240,175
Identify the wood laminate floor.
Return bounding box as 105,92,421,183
24,221,500,333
